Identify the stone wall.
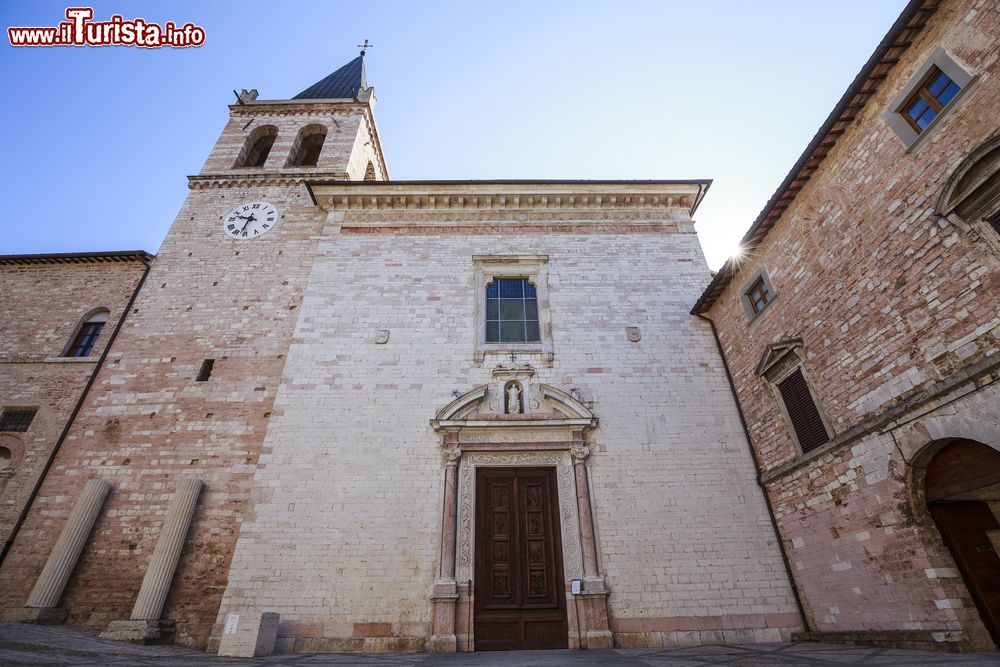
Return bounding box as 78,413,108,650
702,0,1000,651
0,258,146,552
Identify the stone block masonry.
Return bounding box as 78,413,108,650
0,255,148,554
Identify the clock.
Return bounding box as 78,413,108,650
222,202,279,239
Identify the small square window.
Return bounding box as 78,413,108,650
884,47,975,151
901,66,961,134
0,409,37,432
739,267,776,322
746,277,772,315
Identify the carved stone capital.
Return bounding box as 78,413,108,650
443,448,462,465
570,446,591,464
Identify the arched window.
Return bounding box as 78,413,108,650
233,125,278,168
364,161,377,181
287,125,327,167
65,310,109,358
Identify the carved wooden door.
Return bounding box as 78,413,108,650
930,501,1000,644
474,467,568,650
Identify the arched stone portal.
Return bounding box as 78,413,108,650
925,439,1000,645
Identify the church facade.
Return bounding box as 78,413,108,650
1,0,998,657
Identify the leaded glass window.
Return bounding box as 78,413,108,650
485,278,540,343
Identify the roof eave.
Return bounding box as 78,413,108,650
692,0,939,315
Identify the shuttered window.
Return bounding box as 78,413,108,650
987,209,1000,237
777,369,829,454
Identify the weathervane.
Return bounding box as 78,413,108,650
358,39,373,56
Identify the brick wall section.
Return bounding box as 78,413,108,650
214,205,800,650
0,259,146,551
0,99,379,649
702,0,1000,650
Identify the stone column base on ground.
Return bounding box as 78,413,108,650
2,607,68,625
99,619,175,645
570,577,613,649
217,611,280,658
429,579,459,652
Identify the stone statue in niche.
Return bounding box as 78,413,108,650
505,381,524,414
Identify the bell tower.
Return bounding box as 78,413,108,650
0,51,391,648
196,49,388,182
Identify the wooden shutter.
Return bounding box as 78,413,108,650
777,369,830,453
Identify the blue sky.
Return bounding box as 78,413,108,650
0,1,908,268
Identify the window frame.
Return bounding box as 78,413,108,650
233,125,279,169
62,310,109,358
472,256,553,366
485,277,541,345
884,47,976,152
776,368,831,455
757,343,834,459
738,266,777,323
900,66,959,134
0,408,38,433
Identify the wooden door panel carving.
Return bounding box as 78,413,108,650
475,467,568,650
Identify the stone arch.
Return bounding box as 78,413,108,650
233,124,278,168
899,414,1000,520
937,133,1000,223
898,414,1000,467
904,432,1000,647
0,434,25,472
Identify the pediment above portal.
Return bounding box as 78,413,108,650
430,367,597,445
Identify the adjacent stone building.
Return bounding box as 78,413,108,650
0,54,800,652
694,0,1000,653
0,252,150,556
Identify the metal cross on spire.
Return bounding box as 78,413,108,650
358,39,374,56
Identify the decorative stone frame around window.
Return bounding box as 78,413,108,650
884,47,977,152
756,339,834,459
738,266,777,323
937,133,1000,258
472,255,553,366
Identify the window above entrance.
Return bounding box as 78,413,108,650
472,256,553,366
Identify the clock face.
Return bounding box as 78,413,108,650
222,202,279,239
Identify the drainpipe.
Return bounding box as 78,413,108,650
0,254,153,566
695,311,810,632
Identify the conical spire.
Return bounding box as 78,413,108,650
293,53,367,100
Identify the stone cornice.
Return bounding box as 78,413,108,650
188,171,348,189
227,101,367,117
308,180,709,215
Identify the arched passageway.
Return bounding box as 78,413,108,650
926,439,1000,644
